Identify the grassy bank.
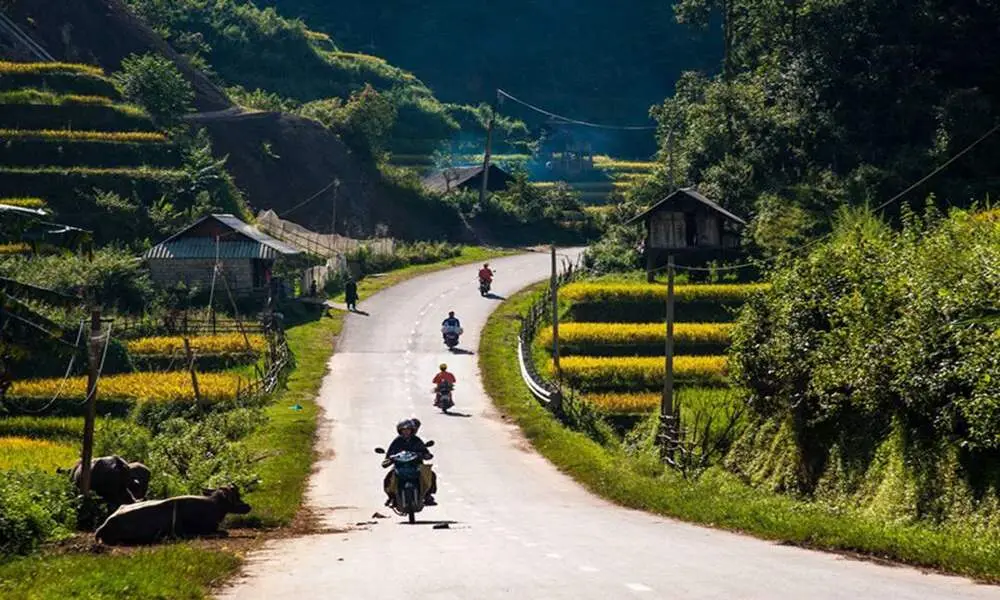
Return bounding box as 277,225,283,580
332,246,517,303
479,285,1000,583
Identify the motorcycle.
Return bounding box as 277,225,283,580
434,381,455,412
375,440,435,524
479,277,491,296
441,324,463,349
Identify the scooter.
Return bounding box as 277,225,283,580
442,325,463,349
434,381,455,413
375,441,435,524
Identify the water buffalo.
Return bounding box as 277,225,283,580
69,456,150,511
95,485,251,545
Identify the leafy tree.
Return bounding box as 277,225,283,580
113,53,195,124
300,84,397,158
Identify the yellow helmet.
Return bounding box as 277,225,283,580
439,363,448,371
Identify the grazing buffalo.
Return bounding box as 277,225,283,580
69,456,150,511
95,485,252,545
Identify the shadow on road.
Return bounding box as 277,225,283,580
349,309,370,317
484,293,507,301
442,411,472,418
400,519,461,526
448,348,475,355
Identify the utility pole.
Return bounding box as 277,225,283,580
182,336,202,405
79,309,101,496
667,127,677,193
660,255,676,460
550,245,561,380
330,178,340,235
479,101,497,208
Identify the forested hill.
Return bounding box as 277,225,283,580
256,0,720,125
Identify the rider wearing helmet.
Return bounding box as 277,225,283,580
383,419,437,506
441,311,462,342
433,363,457,387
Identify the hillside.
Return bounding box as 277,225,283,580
1,0,469,239
259,0,719,131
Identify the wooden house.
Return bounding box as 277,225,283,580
144,214,301,298
627,188,746,279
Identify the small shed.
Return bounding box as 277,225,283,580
144,214,301,298
627,188,746,279
422,164,513,195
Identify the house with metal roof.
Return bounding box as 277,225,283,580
421,164,513,195
627,188,746,280
144,214,301,299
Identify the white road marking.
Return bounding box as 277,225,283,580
546,553,562,560
492,526,506,532
626,583,652,593
455,497,465,503
579,566,599,573
506,535,520,541
522,542,538,548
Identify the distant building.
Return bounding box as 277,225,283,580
627,188,746,280
144,214,301,298
422,164,513,195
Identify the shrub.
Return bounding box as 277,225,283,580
539,322,732,356
113,54,194,124
559,355,728,391
0,469,76,555
0,197,45,208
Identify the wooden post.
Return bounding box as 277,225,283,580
182,336,202,405
79,309,101,496
660,255,676,456
550,245,561,380
330,178,340,235
478,103,497,208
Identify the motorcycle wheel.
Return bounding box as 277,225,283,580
408,508,416,524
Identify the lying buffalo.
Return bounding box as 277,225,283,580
69,456,150,511
95,485,251,545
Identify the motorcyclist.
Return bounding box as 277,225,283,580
383,419,436,506
441,311,462,342
432,363,456,406
478,263,494,284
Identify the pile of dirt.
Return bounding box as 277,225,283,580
2,0,469,240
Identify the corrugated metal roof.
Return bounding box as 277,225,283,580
144,239,284,260
148,214,302,260
626,188,747,226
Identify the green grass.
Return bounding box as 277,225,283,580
0,545,241,599
0,416,83,441
233,308,344,527
0,437,79,471
480,284,1000,583
0,90,113,106
332,246,517,303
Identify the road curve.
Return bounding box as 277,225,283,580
218,252,999,600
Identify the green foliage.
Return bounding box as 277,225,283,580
0,469,76,555
226,85,299,112
730,208,1000,506
300,84,397,158
0,248,154,313
345,241,461,275
113,54,194,125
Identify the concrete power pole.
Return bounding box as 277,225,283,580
79,309,101,495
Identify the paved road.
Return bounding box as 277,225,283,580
219,252,999,599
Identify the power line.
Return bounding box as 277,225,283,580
279,177,341,219
496,89,657,131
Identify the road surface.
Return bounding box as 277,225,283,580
219,252,999,599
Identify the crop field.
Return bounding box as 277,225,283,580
0,243,32,255
539,322,732,356
593,156,658,172
559,355,728,391
562,282,769,304
8,371,240,406
0,416,83,441
0,129,167,143
0,437,79,471
583,387,739,414
126,334,267,357
0,90,113,106
0,197,46,208
0,61,104,77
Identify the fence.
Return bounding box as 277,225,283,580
114,311,267,338
517,259,587,414
234,311,292,404
257,210,395,258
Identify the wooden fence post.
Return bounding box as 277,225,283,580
79,309,101,496
183,337,202,405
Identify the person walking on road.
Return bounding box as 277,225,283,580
345,277,359,311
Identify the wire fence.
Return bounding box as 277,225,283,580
257,210,394,258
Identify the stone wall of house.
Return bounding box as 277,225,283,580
148,259,256,296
